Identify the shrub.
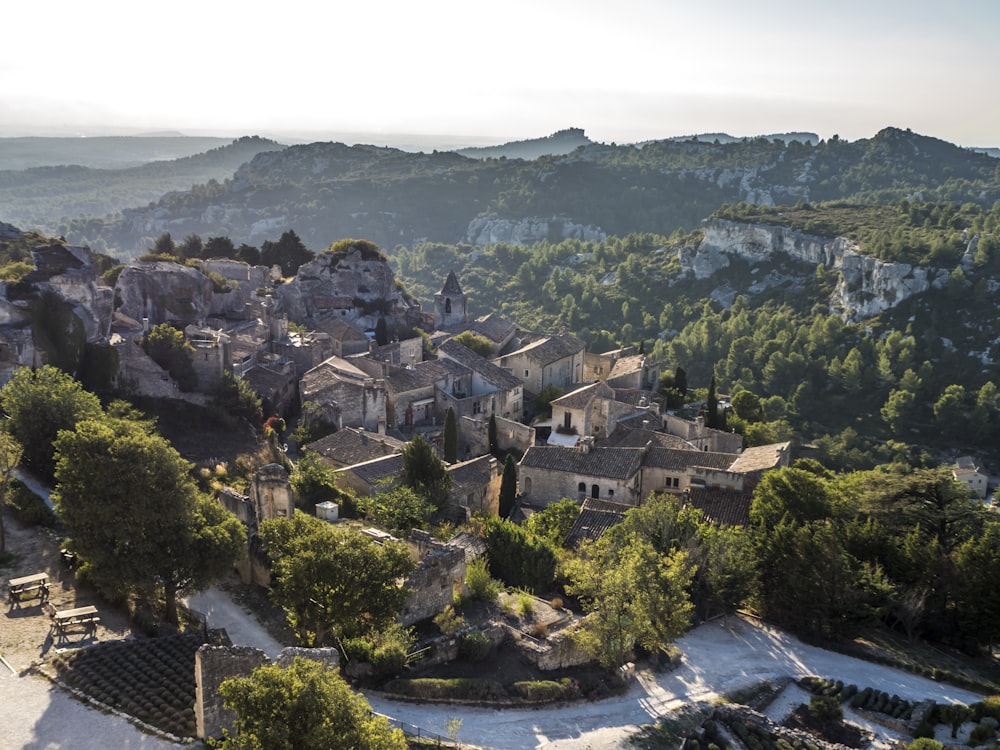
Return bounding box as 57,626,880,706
382,677,506,701
810,694,843,723
516,590,535,619
458,629,492,661
465,557,501,603
8,480,56,528
970,723,996,745
550,596,564,610
908,739,943,750
510,678,579,702
433,605,465,636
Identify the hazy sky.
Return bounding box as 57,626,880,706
3,0,998,147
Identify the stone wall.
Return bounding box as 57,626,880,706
195,644,270,740
400,534,467,626
249,464,295,521
459,415,535,458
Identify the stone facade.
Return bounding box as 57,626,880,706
400,532,467,625
249,464,295,521
195,644,270,740
458,414,535,460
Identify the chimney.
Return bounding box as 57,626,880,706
377,416,386,435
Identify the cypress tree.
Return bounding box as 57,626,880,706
488,413,498,456
499,454,518,519
443,407,457,463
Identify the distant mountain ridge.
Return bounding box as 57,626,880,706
455,128,593,160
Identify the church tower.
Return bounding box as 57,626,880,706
434,270,468,329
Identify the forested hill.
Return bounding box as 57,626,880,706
0,136,284,241
46,126,999,259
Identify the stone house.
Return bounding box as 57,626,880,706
312,317,370,359
303,427,404,469
662,413,744,454
447,455,501,517
467,312,518,356
518,439,646,506
437,339,524,421
299,355,387,432
333,454,404,497
549,381,640,443
495,332,586,399
582,347,660,392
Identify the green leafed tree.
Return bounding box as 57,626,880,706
261,229,313,277
401,434,452,509
524,497,579,548
215,656,406,750
143,323,198,392
53,414,246,623
261,513,415,645
483,516,557,593
488,412,499,456
0,432,23,555
443,407,458,463
449,330,493,359
0,365,102,480
498,453,518,519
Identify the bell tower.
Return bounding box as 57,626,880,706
434,270,467,329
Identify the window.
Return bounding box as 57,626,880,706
591,484,599,499
578,482,586,493
524,369,529,378
608,489,614,498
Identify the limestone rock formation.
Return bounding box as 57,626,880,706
275,243,421,330
466,216,607,246
114,260,214,326
680,219,950,320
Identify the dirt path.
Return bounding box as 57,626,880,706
1,511,185,750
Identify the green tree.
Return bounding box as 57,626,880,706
449,331,493,358
261,513,415,645
498,453,518,519
363,485,433,533
443,407,458,463
731,390,763,423
525,498,579,547
31,289,87,374
488,412,499,456
290,452,353,515
53,414,245,623
374,316,389,347
401,434,451,509
564,536,694,668
215,656,406,750
0,432,23,555
705,375,720,429
151,232,175,256
261,229,313,277
483,516,557,593
0,365,102,480
143,323,198,392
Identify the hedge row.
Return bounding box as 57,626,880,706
382,677,581,703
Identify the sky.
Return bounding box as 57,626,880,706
3,0,998,148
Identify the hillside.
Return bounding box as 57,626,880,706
0,136,285,247
0,134,241,170
44,126,998,259
455,127,594,160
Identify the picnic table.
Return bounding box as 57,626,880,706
7,572,50,604
53,605,100,632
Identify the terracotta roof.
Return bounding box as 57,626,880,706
304,427,404,467
683,488,753,526
519,446,644,480
727,442,791,474
439,270,464,296
564,498,632,547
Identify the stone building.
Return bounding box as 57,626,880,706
495,333,585,398
434,270,468,329
518,440,646,506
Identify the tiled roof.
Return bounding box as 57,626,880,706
448,455,497,494
608,355,646,377
338,454,404,484
385,365,435,393
439,270,464,295
243,365,292,397
447,531,487,561
417,356,470,382
683,488,753,526
564,498,632,547
552,382,614,410
611,388,662,407
304,427,404,467
300,357,370,397
506,334,584,366
437,340,521,389
519,446,644,480
313,317,368,340
470,312,516,344
604,426,694,450
727,442,791,474
644,446,737,472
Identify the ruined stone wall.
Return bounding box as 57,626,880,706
249,463,295,521
400,543,466,626
459,415,535,458
195,645,270,740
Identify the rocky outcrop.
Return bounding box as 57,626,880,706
27,244,115,341
114,261,214,326
275,243,421,330
467,216,607,246
681,219,950,320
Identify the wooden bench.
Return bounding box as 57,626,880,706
53,605,100,633
8,572,50,605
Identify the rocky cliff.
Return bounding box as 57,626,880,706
466,216,607,246
114,261,215,326
681,219,951,320
275,243,421,330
